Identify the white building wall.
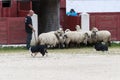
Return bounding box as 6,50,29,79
66,0,120,13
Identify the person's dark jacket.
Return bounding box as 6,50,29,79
25,16,33,33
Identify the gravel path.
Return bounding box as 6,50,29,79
0,51,120,80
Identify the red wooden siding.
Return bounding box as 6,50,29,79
0,17,26,44
8,18,26,44
0,2,2,17
0,18,8,44
18,1,32,17
60,0,66,8
60,0,66,29
60,8,66,28
90,13,120,41
10,1,17,17
0,0,17,17
0,1,32,17
63,16,81,31
118,14,120,40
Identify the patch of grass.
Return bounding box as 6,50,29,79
0,43,120,54
110,43,120,47
0,46,27,53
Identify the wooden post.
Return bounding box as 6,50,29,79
81,12,90,31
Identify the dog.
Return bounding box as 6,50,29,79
94,42,108,51
29,45,48,57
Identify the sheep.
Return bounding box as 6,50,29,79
75,25,82,31
38,29,66,48
84,31,93,44
75,25,95,44
63,27,87,47
65,29,71,33
91,30,111,46
91,27,99,32
74,25,94,45
83,27,111,46
38,32,57,47
64,31,87,47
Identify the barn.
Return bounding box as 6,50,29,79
0,0,120,45
0,0,61,44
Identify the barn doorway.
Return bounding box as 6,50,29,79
32,0,60,34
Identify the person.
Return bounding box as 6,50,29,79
66,9,78,16
25,10,35,49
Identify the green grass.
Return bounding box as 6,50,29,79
0,43,120,53
0,46,27,53
110,43,120,47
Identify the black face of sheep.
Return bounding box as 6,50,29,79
94,42,108,51
29,45,48,57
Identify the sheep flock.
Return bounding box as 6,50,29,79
31,25,111,48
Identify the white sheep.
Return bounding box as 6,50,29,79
91,27,99,32
75,25,94,44
64,31,87,47
38,32,57,47
84,31,93,44
74,25,93,45
91,30,111,45
65,29,71,33
75,25,82,31
38,30,66,48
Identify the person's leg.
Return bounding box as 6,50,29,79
26,33,32,49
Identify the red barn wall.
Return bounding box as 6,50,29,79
64,16,81,31
60,0,66,28
0,2,2,17
8,18,26,44
0,17,26,44
17,1,32,17
90,12,120,41
0,18,8,44
0,0,17,17
0,1,31,44
60,0,66,8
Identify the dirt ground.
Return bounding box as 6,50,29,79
0,48,120,80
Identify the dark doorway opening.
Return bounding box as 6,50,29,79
32,0,60,34
2,0,11,7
